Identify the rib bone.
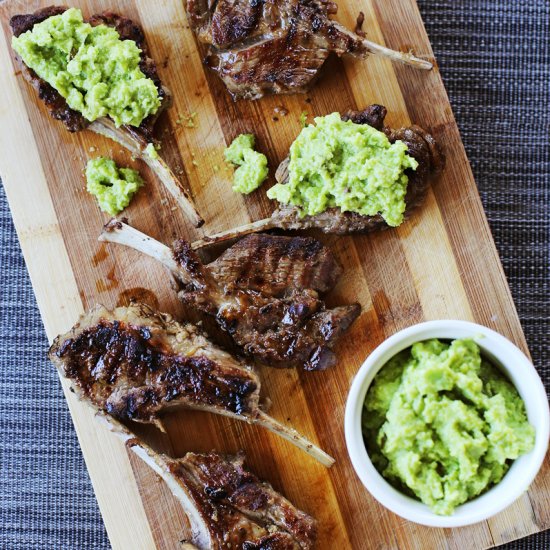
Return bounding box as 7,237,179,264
99,218,180,272
100,415,318,549
332,20,432,70
89,118,204,228
191,218,278,250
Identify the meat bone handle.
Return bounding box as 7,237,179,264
191,157,291,249
99,217,277,268
191,218,278,249
341,24,433,70
98,414,318,549
89,118,204,228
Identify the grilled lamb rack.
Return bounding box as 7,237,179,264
49,302,334,466
185,0,432,100
192,104,445,246
102,415,317,549
99,221,360,370
10,6,203,227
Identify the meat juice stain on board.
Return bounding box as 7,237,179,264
92,242,108,266
95,265,118,293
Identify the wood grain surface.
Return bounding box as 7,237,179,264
0,1,548,548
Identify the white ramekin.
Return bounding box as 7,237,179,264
344,320,549,528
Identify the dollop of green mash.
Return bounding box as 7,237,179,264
86,157,144,216
267,112,418,226
12,8,161,127
363,338,535,515
224,134,268,194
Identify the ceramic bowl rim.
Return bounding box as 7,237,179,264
344,319,550,528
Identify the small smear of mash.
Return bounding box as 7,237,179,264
145,143,159,159
224,134,268,194
12,8,161,127
267,112,418,226
86,157,144,216
363,338,535,515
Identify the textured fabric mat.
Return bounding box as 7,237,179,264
0,0,548,548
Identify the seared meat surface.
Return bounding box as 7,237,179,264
50,303,334,465
208,233,342,296
185,0,432,99
106,417,317,549
49,303,260,424
172,452,317,549
11,6,87,132
100,224,361,371
176,238,359,370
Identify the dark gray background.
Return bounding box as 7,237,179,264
0,0,548,548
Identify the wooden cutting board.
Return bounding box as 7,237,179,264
0,0,548,548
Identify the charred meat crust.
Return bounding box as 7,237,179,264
210,0,264,49
272,104,445,234
127,446,318,549
49,304,261,423
185,0,381,100
208,233,343,296
174,451,317,549
10,6,166,140
10,6,87,132
10,5,66,36
341,103,387,130
50,303,335,466
171,237,360,370
186,0,337,99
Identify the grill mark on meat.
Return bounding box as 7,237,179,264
185,0,431,100
208,234,342,296
177,451,317,548
211,0,265,48
51,302,335,466
99,223,359,371
171,240,360,369
55,319,258,420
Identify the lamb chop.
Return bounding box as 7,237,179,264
49,302,334,466
102,415,317,549
99,221,360,370
192,104,445,245
10,6,203,227
185,0,433,100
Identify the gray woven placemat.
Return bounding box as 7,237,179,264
0,0,548,548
